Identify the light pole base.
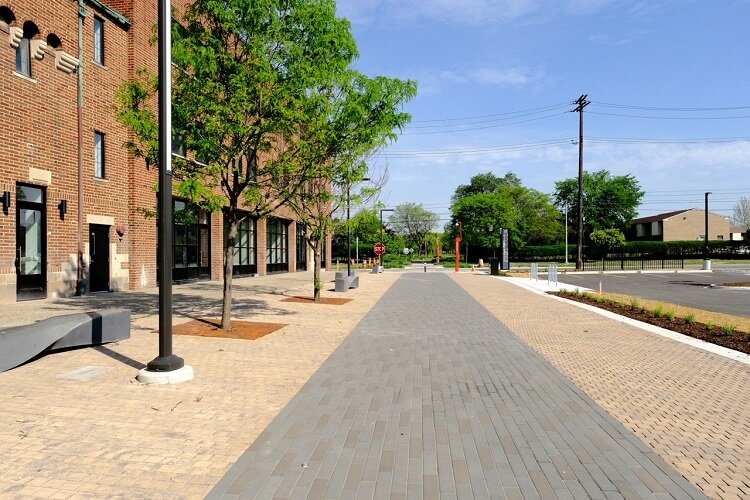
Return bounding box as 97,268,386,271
137,364,193,385
702,259,712,271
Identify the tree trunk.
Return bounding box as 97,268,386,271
222,217,238,330
313,239,322,302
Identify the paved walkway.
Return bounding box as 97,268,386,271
2,270,749,498
207,273,705,499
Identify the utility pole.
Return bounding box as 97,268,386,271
573,94,590,271
704,192,712,270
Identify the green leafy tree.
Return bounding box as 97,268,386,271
554,170,644,239
447,173,563,258
451,171,521,203
286,71,415,300
589,228,625,259
116,0,358,329
388,203,439,255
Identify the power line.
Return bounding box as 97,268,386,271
400,112,568,135
408,102,570,123
591,101,750,112
588,110,750,120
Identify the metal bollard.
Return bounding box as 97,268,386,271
423,264,427,273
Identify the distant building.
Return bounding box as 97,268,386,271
628,209,731,242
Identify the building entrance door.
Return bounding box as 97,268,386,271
89,224,110,293
15,185,47,301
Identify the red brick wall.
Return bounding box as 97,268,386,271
1,0,318,302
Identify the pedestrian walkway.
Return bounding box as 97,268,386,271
207,273,705,499
458,273,750,500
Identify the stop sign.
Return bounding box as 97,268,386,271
374,243,386,255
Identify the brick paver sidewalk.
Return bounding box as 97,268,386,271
456,274,750,500
208,273,704,499
0,271,399,498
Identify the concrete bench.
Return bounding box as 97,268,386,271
334,271,360,292
0,309,131,372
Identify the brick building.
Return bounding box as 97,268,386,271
0,0,327,303
628,209,731,242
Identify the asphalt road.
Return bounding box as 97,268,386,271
555,270,750,319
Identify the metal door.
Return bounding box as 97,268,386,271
89,224,110,293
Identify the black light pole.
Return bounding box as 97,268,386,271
147,0,184,372
379,208,394,267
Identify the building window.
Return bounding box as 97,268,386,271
93,17,104,64
296,223,307,271
171,132,186,158
266,217,289,273
16,35,31,77
173,200,210,281
224,214,257,276
94,131,105,178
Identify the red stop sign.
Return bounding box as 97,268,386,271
374,243,386,255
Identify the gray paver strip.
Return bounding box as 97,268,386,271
207,273,705,499
455,273,750,500
0,270,398,499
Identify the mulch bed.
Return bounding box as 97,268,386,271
282,296,352,305
550,291,750,356
160,318,287,340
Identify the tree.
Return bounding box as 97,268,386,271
286,71,415,300
447,173,563,258
116,0,358,329
451,171,521,203
731,196,750,230
388,203,439,254
554,170,644,238
589,228,625,259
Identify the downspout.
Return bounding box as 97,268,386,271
76,0,87,295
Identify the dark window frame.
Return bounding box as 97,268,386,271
94,131,105,178
93,16,104,65
15,36,31,77
224,213,257,276
266,217,289,273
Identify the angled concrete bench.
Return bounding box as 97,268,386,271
334,271,359,292
0,309,131,372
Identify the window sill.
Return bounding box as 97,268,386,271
92,60,106,69
12,71,36,83
94,176,108,182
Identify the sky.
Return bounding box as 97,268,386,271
335,0,750,228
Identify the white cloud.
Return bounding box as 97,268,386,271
470,67,545,87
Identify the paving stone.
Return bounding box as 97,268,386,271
207,274,708,499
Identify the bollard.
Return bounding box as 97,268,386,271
423,264,427,273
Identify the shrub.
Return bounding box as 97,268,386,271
629,299,639,311
664,310,676,321
706,321,714,331
653,305,664,318
721,324,736,336
684,314,696,325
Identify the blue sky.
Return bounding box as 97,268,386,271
335,0,750,227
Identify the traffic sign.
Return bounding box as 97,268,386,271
374,243,386,255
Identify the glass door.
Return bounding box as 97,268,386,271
16,185,46,301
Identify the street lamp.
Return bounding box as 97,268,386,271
346,177,370,277
379,208,394,268
136,0,192,384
